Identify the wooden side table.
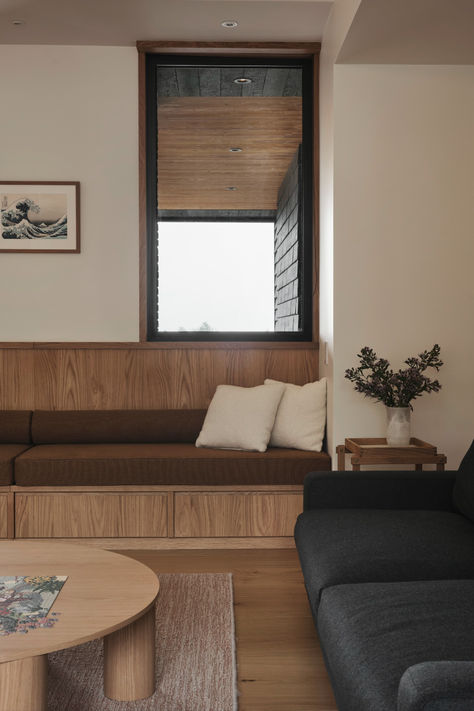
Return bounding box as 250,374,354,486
337,437,447,472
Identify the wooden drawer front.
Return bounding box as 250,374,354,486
15,493,168,538
175,492,302,537
0,496,8,538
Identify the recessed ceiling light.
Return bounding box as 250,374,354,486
233,77,252,85
12,19,25,26
226,186,237,191
221,20,238,28
229,147,242,153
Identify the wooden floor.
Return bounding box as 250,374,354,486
121,548,337,711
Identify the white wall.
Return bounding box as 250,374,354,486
319,0,361,456
332,64,474,467
0,45,139,341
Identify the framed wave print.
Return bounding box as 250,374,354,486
0,181,80,253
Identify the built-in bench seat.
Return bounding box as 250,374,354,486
0,445,31,485
1,409,331,546
0,411,33,485
14,442,328,486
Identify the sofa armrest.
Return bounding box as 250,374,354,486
398,662,474,711
303,470,456,512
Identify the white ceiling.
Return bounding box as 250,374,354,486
2,0,473,65
339,0,474,65
0,0,332,46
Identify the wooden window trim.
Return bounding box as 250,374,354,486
136,41,320,57
137,41,320,346
0,341,319,351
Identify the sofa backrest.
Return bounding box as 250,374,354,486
0,411,32,443
31,410,207,444
452,440,474,522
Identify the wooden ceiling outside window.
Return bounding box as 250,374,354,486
157,96,302,211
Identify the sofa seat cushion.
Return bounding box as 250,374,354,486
0,444,31,485
317,580,474,711
14,443,331,486
295,509,474,609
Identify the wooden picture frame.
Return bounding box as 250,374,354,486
0,181,80,253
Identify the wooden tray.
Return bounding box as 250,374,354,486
345,437,437,456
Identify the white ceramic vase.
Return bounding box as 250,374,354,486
386,407,411,446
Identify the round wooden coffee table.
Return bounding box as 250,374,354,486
0,541,159,711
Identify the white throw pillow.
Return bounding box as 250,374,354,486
195,383,285,452
265,378,327,451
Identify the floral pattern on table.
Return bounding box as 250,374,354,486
0,575,67,636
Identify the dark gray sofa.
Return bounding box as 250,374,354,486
295,441,474,711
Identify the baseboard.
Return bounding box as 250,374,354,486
16,536,296,550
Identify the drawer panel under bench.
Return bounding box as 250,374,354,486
0,495,8,538
175,492,303,537
15,493,168,538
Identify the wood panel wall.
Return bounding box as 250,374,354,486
0,346,318,410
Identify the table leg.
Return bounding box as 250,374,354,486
415,463,423,471
103,603,156,701
0,655,47,711
336,445,346,471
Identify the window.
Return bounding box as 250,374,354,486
145,54,313,341
158,221,275,332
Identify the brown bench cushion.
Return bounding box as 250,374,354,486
0,411,32,444
32,410,207,444
14,443,331,486
0,444,32,485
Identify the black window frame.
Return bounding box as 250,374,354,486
145,53,313,342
